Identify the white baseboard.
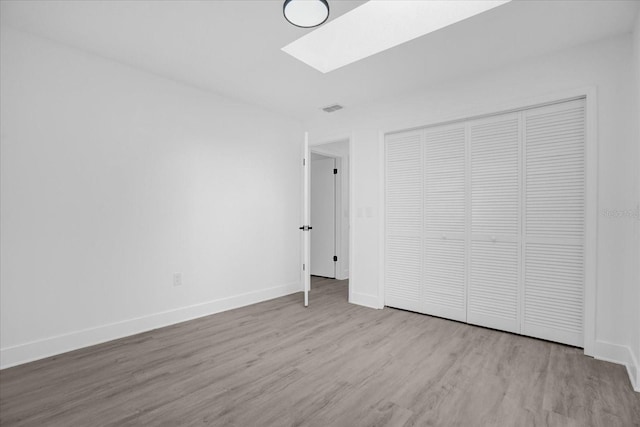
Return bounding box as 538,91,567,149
593,340,639,392
632,350,640,392
336,271,349,281
0,282,301,370
349,292,381,309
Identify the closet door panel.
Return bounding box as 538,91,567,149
423,124,467,321
468,114,521,333
524,241,583,345
523,99,585,347
469,238,519,332
424,125,466,236
384,130,423,313
423,237,466,321
383,99,586,349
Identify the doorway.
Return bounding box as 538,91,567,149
310,153,336,278
309,139,350,299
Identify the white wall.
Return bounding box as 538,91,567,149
307,34,640,385
0,28,303,368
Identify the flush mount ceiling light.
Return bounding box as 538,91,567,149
283,0,330,28
283,0,512,73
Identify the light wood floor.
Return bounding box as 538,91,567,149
1,277,638,426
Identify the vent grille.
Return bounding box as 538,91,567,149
322,104,343,113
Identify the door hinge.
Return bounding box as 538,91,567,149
333,256,338,262
303,263,305,271
303,158,306,166
333,168,338,174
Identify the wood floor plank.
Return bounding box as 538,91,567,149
1,277,638,426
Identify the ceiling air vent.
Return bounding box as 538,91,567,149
322,104,343,113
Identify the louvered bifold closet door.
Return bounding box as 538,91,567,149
423,124,467,322
468,113,521,333
385,130,423,313
523,99,585,347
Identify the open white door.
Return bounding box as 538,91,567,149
300,132,311,307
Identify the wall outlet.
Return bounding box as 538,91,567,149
173,272,183,287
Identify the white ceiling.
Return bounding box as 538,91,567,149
1,0,638,122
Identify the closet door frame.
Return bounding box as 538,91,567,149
378,87,597,357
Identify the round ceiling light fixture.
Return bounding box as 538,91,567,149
283,0,330,28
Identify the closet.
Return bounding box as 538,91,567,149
384,98,585,347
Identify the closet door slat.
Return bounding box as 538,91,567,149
384,130,423,313
423,124,467,322
523,99,585,347
468,114,521,333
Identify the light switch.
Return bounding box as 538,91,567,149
173,272,183,287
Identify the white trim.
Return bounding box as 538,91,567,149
593,340,640,392
380,86,598,356
633,348,640,392
0,282,300,370
348,133,354,304
377,130,386,309
349,292,380,309
384,87,595,136
334,156,345,280
308,145,340,157
582,87,598,357
464,121,471,324
308,133,352,148
303,132,310,305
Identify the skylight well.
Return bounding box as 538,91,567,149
282,0,512,73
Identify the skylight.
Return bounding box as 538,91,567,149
282,0,512,73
